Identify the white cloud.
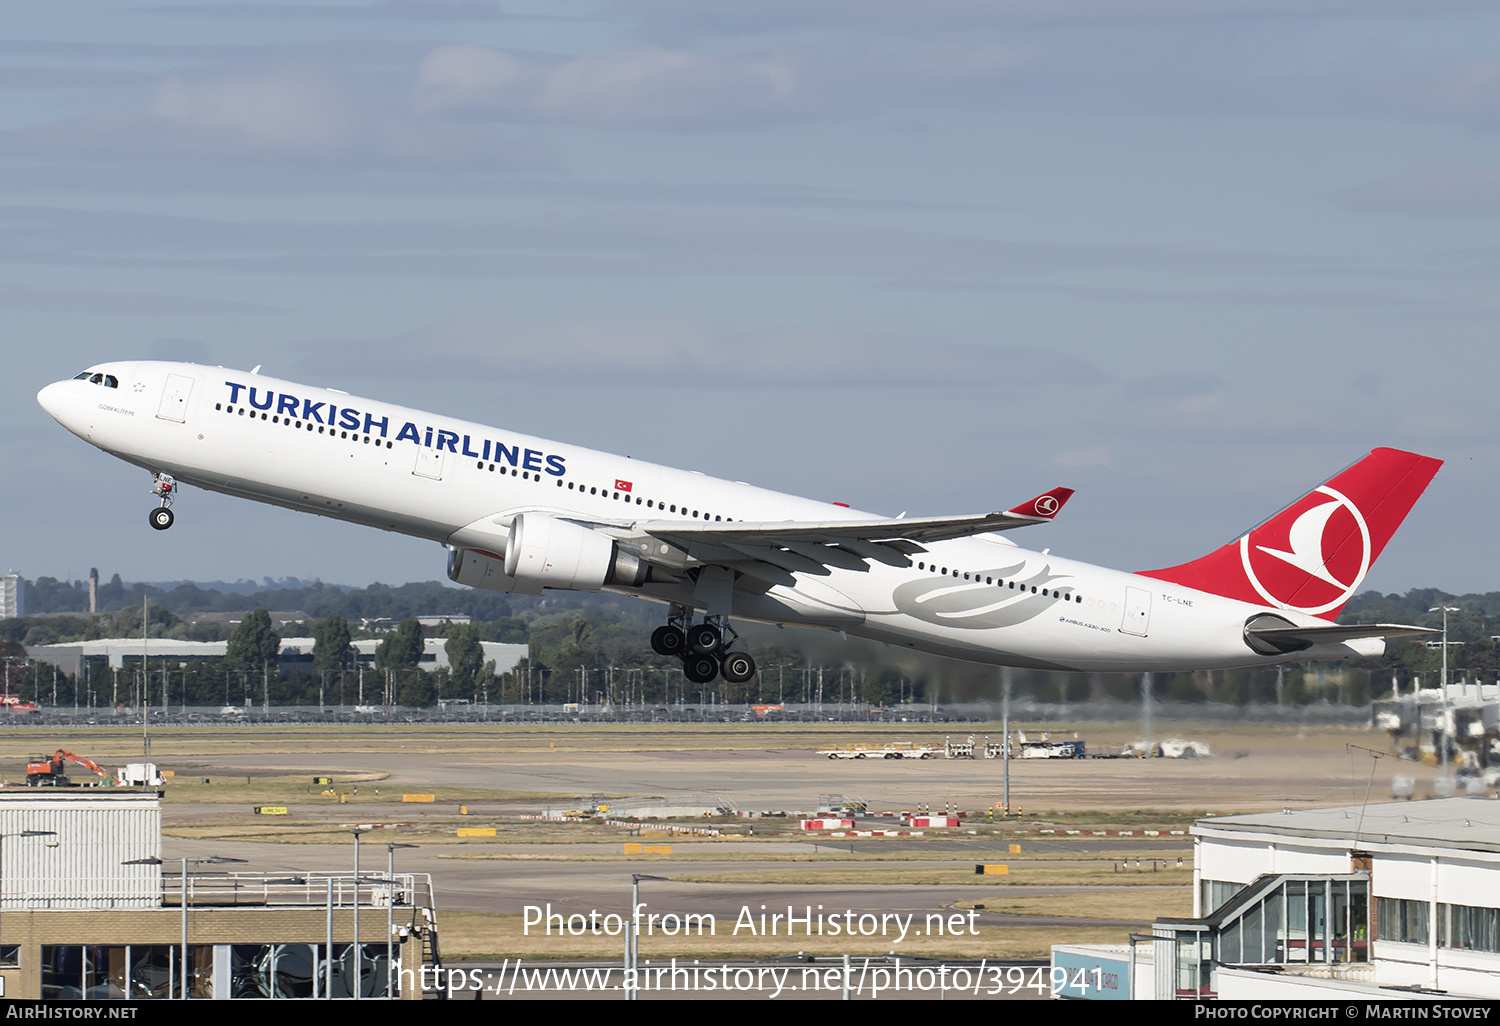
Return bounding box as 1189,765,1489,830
0,282,269,314
150,67,362,159
414,44,805,126
1052,445,1111,467
300,316,1107,389
11,64,532,168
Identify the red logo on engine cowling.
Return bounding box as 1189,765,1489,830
1239,485,1371,615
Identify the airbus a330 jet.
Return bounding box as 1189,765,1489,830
38,363,1441,684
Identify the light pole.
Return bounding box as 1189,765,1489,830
124,854,244,999
351,828,366,1002
628,874,667,1001
1430,605,1460,779
386,843,416,1000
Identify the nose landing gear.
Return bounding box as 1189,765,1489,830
149,473,177,531
652,605,756,685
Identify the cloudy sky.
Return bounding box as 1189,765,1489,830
4,0,1497,594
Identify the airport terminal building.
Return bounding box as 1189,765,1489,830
26,637,527,680
1055,797,1500,1000
0,791,439,1000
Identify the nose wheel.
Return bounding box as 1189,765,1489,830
149,472,177,531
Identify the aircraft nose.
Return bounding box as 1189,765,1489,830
36,380,70,421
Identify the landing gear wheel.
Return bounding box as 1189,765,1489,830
683,653,720,684
149,507,175,531
651,625,686,657
687,623,722,654
719,651,756,684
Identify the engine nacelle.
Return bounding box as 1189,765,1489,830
503,513,647,591
447,546,537,594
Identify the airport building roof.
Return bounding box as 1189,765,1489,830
1195,796,1500,855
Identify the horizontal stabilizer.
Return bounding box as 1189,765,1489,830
1244,619,1436,656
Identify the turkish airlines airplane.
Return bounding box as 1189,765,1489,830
38,362,1440,684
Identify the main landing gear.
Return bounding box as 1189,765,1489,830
149,473,176,531
650,605,756,686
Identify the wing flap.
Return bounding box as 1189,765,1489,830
724,542,833,576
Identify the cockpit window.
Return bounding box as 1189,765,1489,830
74,371,119,388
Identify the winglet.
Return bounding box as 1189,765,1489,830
1007,486,1074,521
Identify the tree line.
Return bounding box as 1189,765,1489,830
0,581,1496,709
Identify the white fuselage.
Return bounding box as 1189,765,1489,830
38,361,1360,673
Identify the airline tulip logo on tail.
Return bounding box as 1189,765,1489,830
1240,486,1369,616
1139,447,1443,623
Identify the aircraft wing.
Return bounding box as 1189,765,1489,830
622,487,1074,578
1244,621,1437,655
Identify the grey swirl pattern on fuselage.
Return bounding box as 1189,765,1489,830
892,561,1072,630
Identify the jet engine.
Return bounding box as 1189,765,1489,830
504,513,648,591
447,546,532,593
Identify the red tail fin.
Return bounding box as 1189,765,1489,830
1138,447,1442,620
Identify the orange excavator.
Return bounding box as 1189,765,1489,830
25,750,108,787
